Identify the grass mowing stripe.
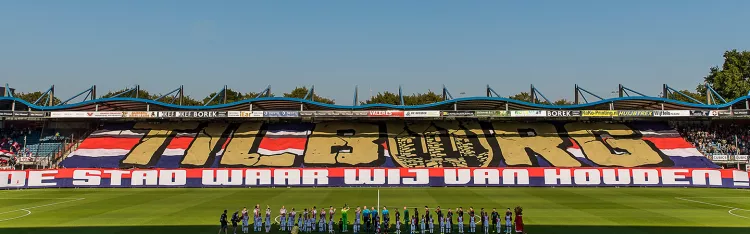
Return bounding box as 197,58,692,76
674,197,750,219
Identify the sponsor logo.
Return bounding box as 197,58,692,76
474,110,510,117
733,110,749,116
618,110,653,117
368,111,404,117
690,110,711,117
440,111,475,117
735,155,749,161
124,111,157,118
653,110,690,117
405,111,441,117
511,110,546,117
263,111,299,117
228,111,241,117
711,155,729,161
299,111,315,116
581,110,618,117
546,110,580,117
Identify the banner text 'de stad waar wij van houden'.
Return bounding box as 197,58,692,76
2,168,749,189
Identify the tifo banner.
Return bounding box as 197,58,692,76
2,168,748,189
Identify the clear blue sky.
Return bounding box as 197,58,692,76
1,0,748,104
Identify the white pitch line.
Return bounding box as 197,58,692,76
0,197,86,223
675,197,749,219
0,209,31,222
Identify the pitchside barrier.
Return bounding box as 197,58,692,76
2,168,750,189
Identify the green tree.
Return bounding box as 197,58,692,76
700,50,750,100
14,91,62,105
669,89,706,104
362,91,400,105
508,92,551,104
404,91,443,105
100,88,153,99
283,87,335,104
508,92,532,102
553,99,573,105
201,88,275,105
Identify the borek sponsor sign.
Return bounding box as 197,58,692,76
157,111,225,118
3,168,748,188
546,110,581,117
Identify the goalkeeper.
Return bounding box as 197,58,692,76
342,205,351,232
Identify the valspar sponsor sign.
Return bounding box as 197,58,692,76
2,168,748,189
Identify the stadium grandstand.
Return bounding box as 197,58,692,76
0,83,748,172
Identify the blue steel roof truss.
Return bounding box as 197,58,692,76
2,83,749,111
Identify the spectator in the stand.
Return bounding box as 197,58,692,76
675,122,750,156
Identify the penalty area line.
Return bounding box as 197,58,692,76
674,197,749,219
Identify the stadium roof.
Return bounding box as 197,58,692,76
1,84,748,111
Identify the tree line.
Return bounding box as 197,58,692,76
10,50,749,106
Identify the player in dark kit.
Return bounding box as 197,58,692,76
364,206,371,233
491,209,499,234
446,208,453,234
232,211,240,234
219,210,229,234
457,208,464,234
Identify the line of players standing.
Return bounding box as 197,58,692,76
219,205,525,234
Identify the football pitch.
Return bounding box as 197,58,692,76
0,187,748,234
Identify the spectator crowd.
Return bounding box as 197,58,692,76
674,122,750,156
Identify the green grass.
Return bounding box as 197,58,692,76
0,187,749,234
